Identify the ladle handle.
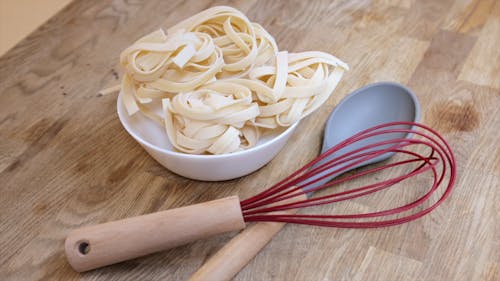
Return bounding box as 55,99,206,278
189,193,307,281
65,196,245,272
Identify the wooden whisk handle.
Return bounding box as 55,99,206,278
189,193,307,281
65,196,245,272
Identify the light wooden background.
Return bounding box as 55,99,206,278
0,0,499,280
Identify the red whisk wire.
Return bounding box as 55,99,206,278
243,153,438,216
241,128,429,207
242,140,437,211
240,122,456,228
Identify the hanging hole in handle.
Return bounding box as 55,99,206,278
77,241,90,255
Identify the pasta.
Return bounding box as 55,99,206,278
113,6,349,155
162,81,260,154
168,6,278,77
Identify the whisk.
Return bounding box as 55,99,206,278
65,121,456,272
240,121,455,227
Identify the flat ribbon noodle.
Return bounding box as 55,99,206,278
168,6,278,78
162,81,260,154
110,6,348,154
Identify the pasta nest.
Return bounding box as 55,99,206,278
118,6,348,154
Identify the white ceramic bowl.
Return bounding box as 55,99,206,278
117,93,299,181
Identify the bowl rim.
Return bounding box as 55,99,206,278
116,93,300,160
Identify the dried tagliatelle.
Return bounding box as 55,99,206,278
162,81,260,154
108,6,348,155
228,51,349,128
159,51,348,153
168,6,278,78
119,29,224,116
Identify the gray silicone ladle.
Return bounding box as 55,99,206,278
304,81,421,190
189,81,421,281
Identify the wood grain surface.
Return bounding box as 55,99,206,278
0,0,499,280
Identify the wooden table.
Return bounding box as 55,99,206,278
1,0,499,280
